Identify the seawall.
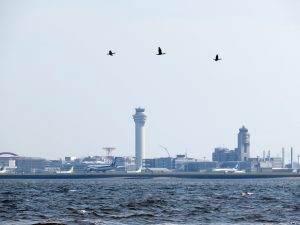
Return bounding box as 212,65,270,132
0,172,300,179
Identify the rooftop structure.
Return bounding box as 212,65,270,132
212,147,238,162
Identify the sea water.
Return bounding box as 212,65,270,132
0,177,300,225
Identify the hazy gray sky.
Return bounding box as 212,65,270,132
1,0,300,160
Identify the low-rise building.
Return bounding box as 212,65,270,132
16,157,46,174
144,157,175,170
212,147,238,162
186,161,218,172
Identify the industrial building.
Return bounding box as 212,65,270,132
45,160,62,173
0,152,18,173
16,157,46,174
212,147,238,162
144,157,175,170
185,161,218,172
0,152,46,174
259,157,284,172
144,155,220,172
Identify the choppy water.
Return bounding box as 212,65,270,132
0,178,300,225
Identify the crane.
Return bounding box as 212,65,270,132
159,145,171,157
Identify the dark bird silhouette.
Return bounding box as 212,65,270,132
107,50,116,56
214,54,221,61
156,47,166,55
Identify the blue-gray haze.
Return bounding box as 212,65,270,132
0,1,300,160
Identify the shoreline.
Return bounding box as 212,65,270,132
0,172,300,179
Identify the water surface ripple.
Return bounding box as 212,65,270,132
0,178,300,225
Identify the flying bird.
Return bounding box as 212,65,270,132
156,47,166,55
214,54,221,61
107,50,116,56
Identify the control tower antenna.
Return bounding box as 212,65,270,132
102,147,115,157
159,145,171,157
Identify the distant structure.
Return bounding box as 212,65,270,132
267,150,271,162
0,152,46,174
0,152,18,157
212,147,237,162
236,126,250,161
291,147,293,169
282,148,285,168
102,147,115,157
212,126,250,162
133,107,147,170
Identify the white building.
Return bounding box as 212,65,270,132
133,108,147,170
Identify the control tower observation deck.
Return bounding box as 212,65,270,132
133,108,147,170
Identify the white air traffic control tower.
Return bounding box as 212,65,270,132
133,107,147,170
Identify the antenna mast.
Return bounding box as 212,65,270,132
102,147,115,157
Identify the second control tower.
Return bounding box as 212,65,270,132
133,108,147,170
237,126,250,161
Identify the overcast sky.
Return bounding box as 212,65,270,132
1,0,300,160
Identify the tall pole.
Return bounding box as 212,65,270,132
298,155,299,171
256,156,260,172
282,147,285,168
102,147,115,156
291,147,293,169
